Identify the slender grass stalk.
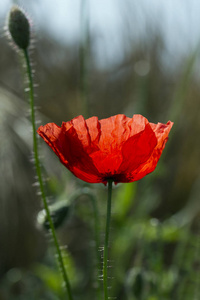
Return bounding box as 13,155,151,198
76,188,101,299
91,194,101,272
103,180,113,300
193,232,200,300
79,0,90,117
23,49,73,300
89,193,102,300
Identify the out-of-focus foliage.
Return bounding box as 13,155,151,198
1,1,200,299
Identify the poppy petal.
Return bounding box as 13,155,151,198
125,120,174,182
38,119,102,183
118,115,157,174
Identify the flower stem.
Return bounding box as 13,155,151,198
103,180,113,300
23,49,73,300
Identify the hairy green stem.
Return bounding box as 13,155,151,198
23,49,73,300
103,180,113,300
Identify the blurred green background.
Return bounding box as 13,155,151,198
1,0,200,299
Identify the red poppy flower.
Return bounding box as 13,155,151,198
37,114,173,185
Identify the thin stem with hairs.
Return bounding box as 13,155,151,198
23,48,74,300
103,179,113,300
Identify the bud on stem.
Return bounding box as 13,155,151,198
8,5,30,50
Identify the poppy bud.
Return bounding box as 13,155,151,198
8,5,30,50
37,201,71,230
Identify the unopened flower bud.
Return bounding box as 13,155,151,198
37,201,71,230
8,5,30,50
